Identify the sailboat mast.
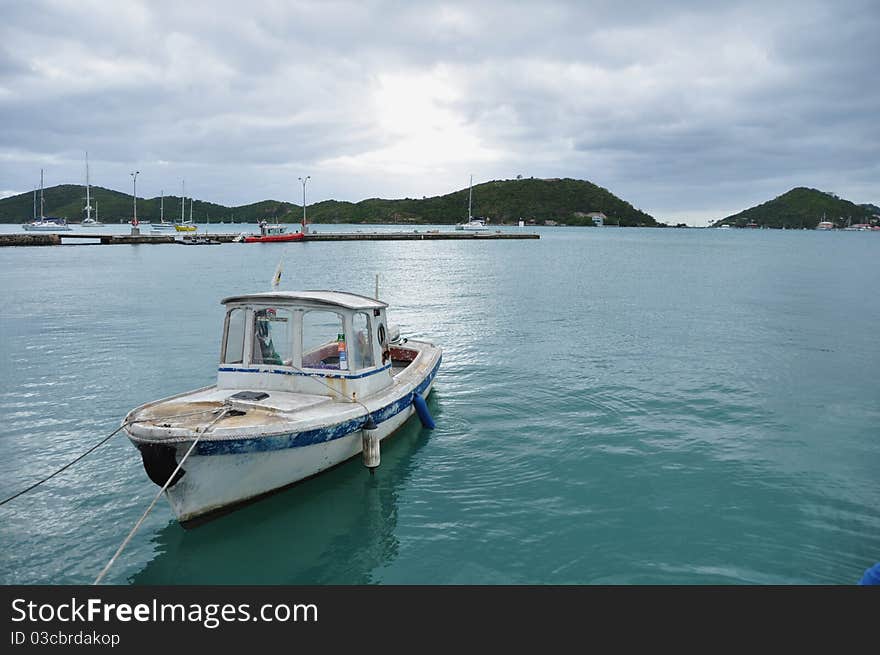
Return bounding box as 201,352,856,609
40,169,44,220
181,180,185,223
189,197,193,223
468,174,473,220
160,191,164,222
33,189,36,221
85,152,91,221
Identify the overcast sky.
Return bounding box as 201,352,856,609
1,0,877,225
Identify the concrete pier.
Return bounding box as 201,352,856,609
0,229,539,247
302,230,539,241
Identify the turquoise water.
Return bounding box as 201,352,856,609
0,225,878,584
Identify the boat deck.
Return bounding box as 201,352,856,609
126,345,436,444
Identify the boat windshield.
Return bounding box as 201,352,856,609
353,311,374,369
223,308,246,364
302,310,347,370
252,307,293,366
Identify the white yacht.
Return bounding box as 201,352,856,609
79,153,103,226
22,170,71,231
455,175,490,231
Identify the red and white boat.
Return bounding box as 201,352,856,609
244,222,305,243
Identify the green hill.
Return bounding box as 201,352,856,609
0,177,656,226
305,177,656,226
713,188,876,229
0,184,266,225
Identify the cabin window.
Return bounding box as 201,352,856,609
223,308,246,364
302,310,347,370
353,312,374,370
251,307,293,366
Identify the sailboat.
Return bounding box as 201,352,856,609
175,181,197,232
816,212,834,230
80,153,103,226
151,190,175,231
455,175,489,231
22,170,71,231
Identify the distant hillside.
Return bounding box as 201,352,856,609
306,178,656,226
0,185,292,225
0,178,657,226
714,188,877,229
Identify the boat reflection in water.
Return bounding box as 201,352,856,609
129,412,435,584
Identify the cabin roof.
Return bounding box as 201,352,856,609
221,290,388,310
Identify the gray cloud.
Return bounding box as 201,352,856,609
1,0,877,224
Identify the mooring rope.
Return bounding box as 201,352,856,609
0,407,224,509
93,407,233,585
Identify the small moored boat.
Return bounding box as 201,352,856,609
79,153,103,226
244,221,304,243
151,192,175,231
123,290,441,524
23,169,71,231
175,192,197,231
455,175,490,231
23,218,72,231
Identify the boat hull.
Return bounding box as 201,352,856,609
243,233,305,243
158,380,433,524
22,224,72,231
455,222,488,231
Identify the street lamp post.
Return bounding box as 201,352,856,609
130,171,140,234
298,175,310,234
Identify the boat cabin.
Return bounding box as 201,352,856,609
217,291,395,399
258,221,287,236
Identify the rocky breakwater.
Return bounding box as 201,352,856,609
0,233,61,247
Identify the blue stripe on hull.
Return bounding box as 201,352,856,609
197,355,441,456
217,363,392,380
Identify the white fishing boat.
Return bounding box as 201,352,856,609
123,290,442,525
22,169,72,231
455,175,489,231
